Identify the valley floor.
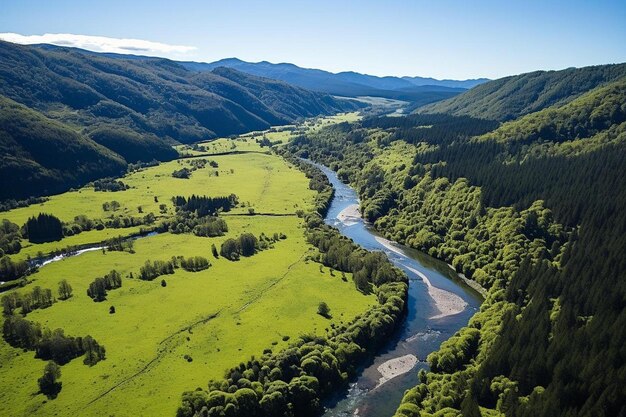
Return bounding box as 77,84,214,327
0,121,374,416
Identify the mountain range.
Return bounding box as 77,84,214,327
34,46,480,104
180,57,486,102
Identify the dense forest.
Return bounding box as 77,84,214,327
287,68,626,417
0,96,127,200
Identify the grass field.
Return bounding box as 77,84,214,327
0,121,374,416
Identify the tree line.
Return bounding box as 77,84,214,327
3,315,106,366
173,194,239,217
138,255,211,281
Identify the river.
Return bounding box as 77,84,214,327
313,163,483,417
27,231,159,269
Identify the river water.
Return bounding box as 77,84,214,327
314,163,483,417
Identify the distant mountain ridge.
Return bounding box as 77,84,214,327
30,45,475,104
183,57,489,91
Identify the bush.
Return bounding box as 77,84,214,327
38,361,62,399
317,302,331,318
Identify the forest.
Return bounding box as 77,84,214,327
287,73,626,417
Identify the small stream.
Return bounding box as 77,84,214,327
27,231,159,269
313,163,483,417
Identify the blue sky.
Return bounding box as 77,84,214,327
1,0,625,79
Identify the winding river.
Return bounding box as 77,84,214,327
314,163,483,417
7,161,482,416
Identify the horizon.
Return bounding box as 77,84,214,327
1,0,625,79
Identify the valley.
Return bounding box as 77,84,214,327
0,123,377,416
0,9,625,416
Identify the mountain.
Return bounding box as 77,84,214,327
478,78,626,150
0,40,363,201
419,63,626,120
0,41,361,146
0,95,126,200
179,57,478,102
30,45,472,104
402,75,489,89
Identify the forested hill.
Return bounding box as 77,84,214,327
0,40,362,202
0,40,360,148
287,70,626,416
0,95,126,200
419,63,626,121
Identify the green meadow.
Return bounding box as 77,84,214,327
0,122,374,416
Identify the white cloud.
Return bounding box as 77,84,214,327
0,33,196,57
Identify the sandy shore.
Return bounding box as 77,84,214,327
374,236,406,257
337,203,361,225
376,236,467,319
375,354,418,388
374,236,467,319
405,265,467,319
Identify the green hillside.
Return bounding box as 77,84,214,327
0,41,362,201
478,77,626,149
420,63,626,121
0,95,126,200
0,42,360,146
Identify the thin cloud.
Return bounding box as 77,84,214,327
0,33,196,57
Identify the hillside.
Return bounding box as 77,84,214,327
0,41,364,201
478,77,626,148
180,57,474,102
0,95,126,200
419,63,626,121
0,41,360,147
286,70,626,416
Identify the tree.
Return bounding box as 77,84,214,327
238,233,258,257
2,292,20,315
317,302,331,318
83,335,106,366
58,280,73,300
24,213,63,243
38,361,62,399
87,278,107,302
211,243,219,258
220,238,240,261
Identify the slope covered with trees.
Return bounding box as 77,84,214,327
287,69,626,416
0,95,126,200
0,42,360,144
0,40,361,202
420,63,626,121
